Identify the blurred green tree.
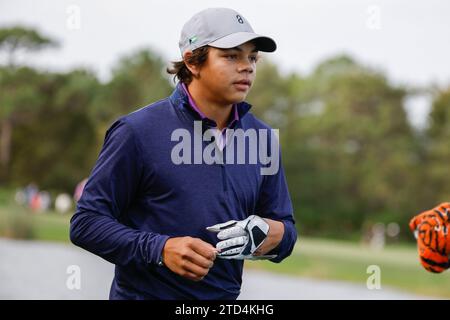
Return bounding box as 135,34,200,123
91,49,173,132
0,26,58,183
11,69,99,191
425,87,450,204
248,55,420,238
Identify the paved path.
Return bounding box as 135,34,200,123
0,238,434,300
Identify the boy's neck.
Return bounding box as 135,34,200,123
185,81,233,131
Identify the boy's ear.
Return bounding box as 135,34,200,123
183,51,200,77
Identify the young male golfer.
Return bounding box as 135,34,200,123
70,7,297,300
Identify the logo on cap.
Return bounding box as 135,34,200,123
236,15,244,24
189,36,198,44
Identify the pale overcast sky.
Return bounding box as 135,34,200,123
1,0,449,127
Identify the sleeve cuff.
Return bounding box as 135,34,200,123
152,234,171,266
268,219,296,263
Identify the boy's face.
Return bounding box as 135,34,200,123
193,41,259,105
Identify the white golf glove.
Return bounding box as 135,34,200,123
206,215,277,260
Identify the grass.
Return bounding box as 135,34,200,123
0,188,71,242
30,211,71,242
1,188,450,298
245,237,450,298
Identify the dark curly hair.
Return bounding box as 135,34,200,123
166,46,210,85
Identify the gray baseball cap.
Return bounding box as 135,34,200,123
179,8,277,57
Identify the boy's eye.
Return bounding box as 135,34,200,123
225,54,238,60
223,53,259,63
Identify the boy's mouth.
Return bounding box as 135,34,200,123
233,79,252,91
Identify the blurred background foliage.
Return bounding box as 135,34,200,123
1,26,450,242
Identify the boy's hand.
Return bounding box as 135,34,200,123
206,215,280,260
162,237,218,281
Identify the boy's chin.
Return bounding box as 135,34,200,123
228,92,248,104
